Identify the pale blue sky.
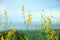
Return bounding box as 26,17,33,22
0,0,60,22
0,0,60,30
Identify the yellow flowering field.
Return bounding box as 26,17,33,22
0,0,60,40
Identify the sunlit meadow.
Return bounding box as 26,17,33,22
0,0,60,40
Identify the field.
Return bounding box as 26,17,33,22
0,29,60,40
0,5,60,40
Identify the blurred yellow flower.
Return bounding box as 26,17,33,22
48,35,54,40
4,10,8,17
1,35,4,40
14,25,16,32
7,31,14,40
43,23,48,27
47,17,51,21
44,19,47,23
22,5,25,13
45,29,49,33
27,13,32,25
10,31,14,35
8,32,11,37
50,30,55,35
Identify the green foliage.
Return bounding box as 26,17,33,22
0,29,60,40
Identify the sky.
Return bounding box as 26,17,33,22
0,0,60,30
0,0,60,22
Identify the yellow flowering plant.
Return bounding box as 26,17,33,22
4,10,8,17
1,35,4,40
14,25,16,33
26,11,32,32
4,10,8,31
21,5,26,28
22,5,25,13
27,13,32,25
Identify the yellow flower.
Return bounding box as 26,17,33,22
43,23,48,27
4,10,8,17
7,31,14,40
48,35,54,40
22,5,25,13
10,31,14,35
56,21,58,27
27,13,32,25
47,17,51,21
1,35,4,40
8,32,11,37
43,19,47,23
50,30,55,35
44,29,49,33
14,25,16,32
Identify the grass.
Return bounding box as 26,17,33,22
0,29,60,40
